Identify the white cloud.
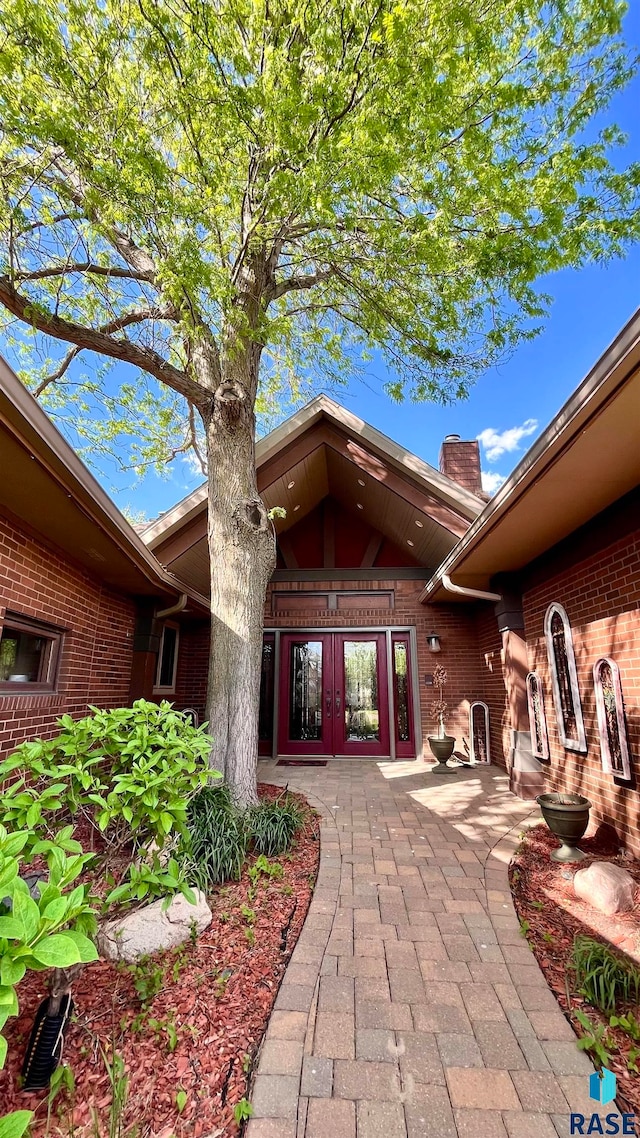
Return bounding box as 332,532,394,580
477,419,538,463
481,470,507,496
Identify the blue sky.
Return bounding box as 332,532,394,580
13,8,640,520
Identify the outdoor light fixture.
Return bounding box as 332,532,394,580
426,633,441,653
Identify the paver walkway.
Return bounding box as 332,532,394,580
247,759,602,1138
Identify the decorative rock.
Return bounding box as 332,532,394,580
98,890,212,962
573,861,635,916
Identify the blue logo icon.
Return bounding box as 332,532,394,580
590,1068,617,1105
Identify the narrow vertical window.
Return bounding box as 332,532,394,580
593,657,631,782
526,672,549,761
469,701,490,764
258,634,275,752
544,603,586,752
154,622,179,692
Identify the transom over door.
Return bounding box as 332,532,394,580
278,632,390,757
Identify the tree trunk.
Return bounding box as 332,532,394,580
203,355,276,809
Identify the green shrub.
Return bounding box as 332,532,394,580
184,784,248,888
0,823,99,1135
572,935,640,1015
247,793,303,857
0,700,214,856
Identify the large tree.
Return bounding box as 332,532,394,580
0,0,638,805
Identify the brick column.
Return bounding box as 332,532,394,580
128,602,161,703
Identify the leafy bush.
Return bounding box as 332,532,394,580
0,824,98,1137
0,700,214,855
247,793,303,857
184,784,248,889
572,935,640,1014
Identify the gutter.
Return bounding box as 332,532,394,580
441,574,501,603
156,594,189,619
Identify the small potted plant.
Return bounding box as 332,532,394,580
428,665,456,765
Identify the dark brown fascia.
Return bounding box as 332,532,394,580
0,355,209,613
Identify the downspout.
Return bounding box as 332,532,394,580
156,593,188,619
441,574,502,603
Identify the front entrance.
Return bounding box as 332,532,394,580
259,629,416,759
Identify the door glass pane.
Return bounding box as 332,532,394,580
393,642,410,742
259,637,275,742
289,641,323,741
344,641,380,741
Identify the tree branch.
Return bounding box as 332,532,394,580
0,276,207,407
14,261,155,283
268,268,333,302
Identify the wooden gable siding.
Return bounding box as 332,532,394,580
276,498,419,571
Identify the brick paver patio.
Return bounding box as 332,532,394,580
246,759,603,1138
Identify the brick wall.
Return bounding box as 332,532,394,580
522,526,640,853
265,579,488,756
174,620,210,725
0,514,135,757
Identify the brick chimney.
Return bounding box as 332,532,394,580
439,434,483,496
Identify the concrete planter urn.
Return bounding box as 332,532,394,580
429,664,455,767
536,791,592,862
428,734,456,764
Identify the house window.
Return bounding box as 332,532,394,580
526,672,549,761
544,603,586,752
0,613,62,692
154,622,179,692
593,657,631,782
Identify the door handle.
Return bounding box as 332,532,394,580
335,690,341,714
325,690,332,717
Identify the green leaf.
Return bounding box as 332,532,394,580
0,917,24,940
1,955,27,986
59,930,98,962
0,1034,7,1068
30,933,82,968
42,898,69,924
0,1110,33,1138
11,891,40,942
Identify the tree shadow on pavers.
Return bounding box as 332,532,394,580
376,758,538,838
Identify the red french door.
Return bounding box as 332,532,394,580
277,632,390,757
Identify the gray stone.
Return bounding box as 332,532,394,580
573,861,635,916
98,889,211,962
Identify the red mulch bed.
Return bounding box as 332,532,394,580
510,822,640,1116
0,785,319,1137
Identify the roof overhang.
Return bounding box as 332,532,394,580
0,355,209,613
422,307,640,603
141,395,484,595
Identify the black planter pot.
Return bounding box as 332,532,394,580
428,735,456,765
536,792,592,863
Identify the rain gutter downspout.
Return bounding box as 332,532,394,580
440,574,502,603
156,593,188,619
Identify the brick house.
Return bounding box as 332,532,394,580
1,308,640,850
